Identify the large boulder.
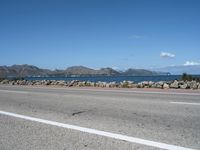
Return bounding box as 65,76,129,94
105,83,110,88
41,80,51,85
9,80,15,85
69,80,79,87
152,81,164,89
187,81,198,89
148,81,155,87
57,80,66,86
192,81,198,89
170,80,179,89
96,81,107,87
78,81,85,87
1,79,9,84
108,82,117,88
163,83,169,89
50,80,57,85
84,81,94,87
198,83,200,89
141,81,150,88
180,84,188,89
151,83,157,88
34,81,42,85
137,82,144,88
121,80,133,88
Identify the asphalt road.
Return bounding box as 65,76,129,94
0,85,200,150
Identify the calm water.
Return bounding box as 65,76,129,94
25,75,192,83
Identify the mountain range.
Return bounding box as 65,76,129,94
0,64,170,78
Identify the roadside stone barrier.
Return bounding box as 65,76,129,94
0,79,200,90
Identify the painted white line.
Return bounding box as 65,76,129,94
0,110,195,150
0,89,29,94
170,102,200,106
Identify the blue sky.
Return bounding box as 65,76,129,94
0,0,200,70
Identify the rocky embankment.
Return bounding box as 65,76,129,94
0,79,200,90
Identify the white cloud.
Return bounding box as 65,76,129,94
160,52,175,58
183,61,200,66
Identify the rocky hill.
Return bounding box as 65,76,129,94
0,65,51,77
122,69,167,76
0,64,169,78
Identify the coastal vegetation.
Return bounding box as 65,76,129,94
181,73,200,82
0,78,5,82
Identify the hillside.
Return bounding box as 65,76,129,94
122,69,169,76
0,64,169,78
0,65,51,77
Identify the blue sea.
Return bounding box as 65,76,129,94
24,75,200,83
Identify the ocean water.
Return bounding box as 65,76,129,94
25,75,193,83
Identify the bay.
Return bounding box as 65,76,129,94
24,75,196,83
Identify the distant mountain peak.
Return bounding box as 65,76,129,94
0,64,170,77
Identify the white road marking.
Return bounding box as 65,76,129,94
170,102,200,106
0,89,29,94
0,110,195,150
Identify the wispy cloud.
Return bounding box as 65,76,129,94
128,35,144,39
160,52,175,58
183,61,200,66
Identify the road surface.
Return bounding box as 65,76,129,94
0,85,200,150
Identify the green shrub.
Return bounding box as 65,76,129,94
181,73,200,82
181,73,192,81
0,78,5,82
193,77,200,82
122,81,129,88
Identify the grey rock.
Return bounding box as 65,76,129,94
137,82,144,88
163,83,169,89
85,81,94,87
153,81,165,89
121,81,133,88
141,81,149,88
180,84,188,89
192,81,198,89
96,81,107,87
1,79,9,84
57,80,66,86
148,81,155,87
69,80,79,87
170,80,179,89
106,83,110,88
9,81,15,85
198,83,200,89
187,81,198,89
151,84,157,88
156,84,162,89
108,82,117,88
157,81,165,86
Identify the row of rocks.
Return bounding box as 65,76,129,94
0,79,200,90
